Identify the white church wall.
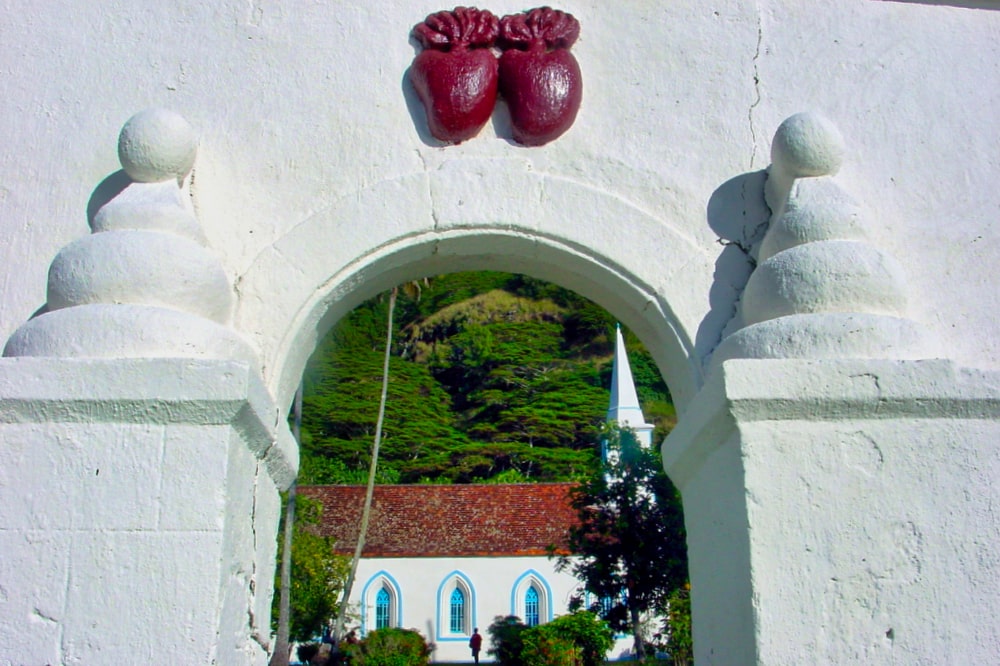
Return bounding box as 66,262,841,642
348,555,634,662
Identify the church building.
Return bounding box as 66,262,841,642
300,326,650,662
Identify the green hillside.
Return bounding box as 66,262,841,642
297,272,675,485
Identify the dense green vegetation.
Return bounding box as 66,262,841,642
556,425,689,660
271,495,349,642
487,611,615,666
298,272,675,485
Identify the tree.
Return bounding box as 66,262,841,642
270,494,350,644
556,425,688,660
664,585,693,665
297,271,678,484
334,280,425,641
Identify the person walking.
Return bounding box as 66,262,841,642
469,627,483,665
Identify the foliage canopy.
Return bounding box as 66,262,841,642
556,425,688,659
271,495,350,642
298,272,675,485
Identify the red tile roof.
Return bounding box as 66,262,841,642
298,483,578,558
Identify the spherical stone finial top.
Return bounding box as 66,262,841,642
771,112,845,178
118,108,198,183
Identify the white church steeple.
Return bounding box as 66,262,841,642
606,324,654,449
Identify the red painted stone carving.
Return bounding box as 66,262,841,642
410,7,500,144
498,7,582,146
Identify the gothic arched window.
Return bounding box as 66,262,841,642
437,571,475,641
525,585,540,627
361,571,401,636
450,588,466,633
511,570,552,626
376,586,391,630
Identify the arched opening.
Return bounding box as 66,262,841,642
437,571,476,642
512,570,553,626
256,229,703,421
284,269,693,661
232,171,716,420
246,173,717,660
360,571,402,635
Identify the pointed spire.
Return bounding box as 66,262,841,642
606,324,654,448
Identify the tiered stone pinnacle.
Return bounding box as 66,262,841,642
712,112,928,366
4,109,256,362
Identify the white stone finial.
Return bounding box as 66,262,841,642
771,112,845,178
765,112,845,217
757,179,867,263
710,114,929,368
3,108,255,363
117,108,198,183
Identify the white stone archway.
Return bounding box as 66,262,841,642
2,106,1000,665
0,2,998,663
232,167,715,417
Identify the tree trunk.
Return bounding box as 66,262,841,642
333,287,396,641
270,384,303,666
631,603,646,661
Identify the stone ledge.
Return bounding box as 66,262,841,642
0,357,296,488
662,358,1000,489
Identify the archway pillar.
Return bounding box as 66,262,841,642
0,357,295,665
663,358,1000,664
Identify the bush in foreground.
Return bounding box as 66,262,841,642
488,616,527,666
540,611,613,666
342,628,432,666
520,627,578,666
488,611,613,666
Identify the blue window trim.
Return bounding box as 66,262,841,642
435,570,476,642
360,570,403,636
510,570,554,623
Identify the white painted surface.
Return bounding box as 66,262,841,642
0,359,288,665
348,556,635,663
607,325,654,447
0,1,997,664
0,2,996,408
664,359,1000,664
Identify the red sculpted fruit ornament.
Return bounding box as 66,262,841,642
498,7,582,146
410,7,500,144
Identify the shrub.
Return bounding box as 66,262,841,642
542,611,613,666
665,586,693,666
297,642,320,663
487,615,528,666
520,626,579,666
342,628,432,666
